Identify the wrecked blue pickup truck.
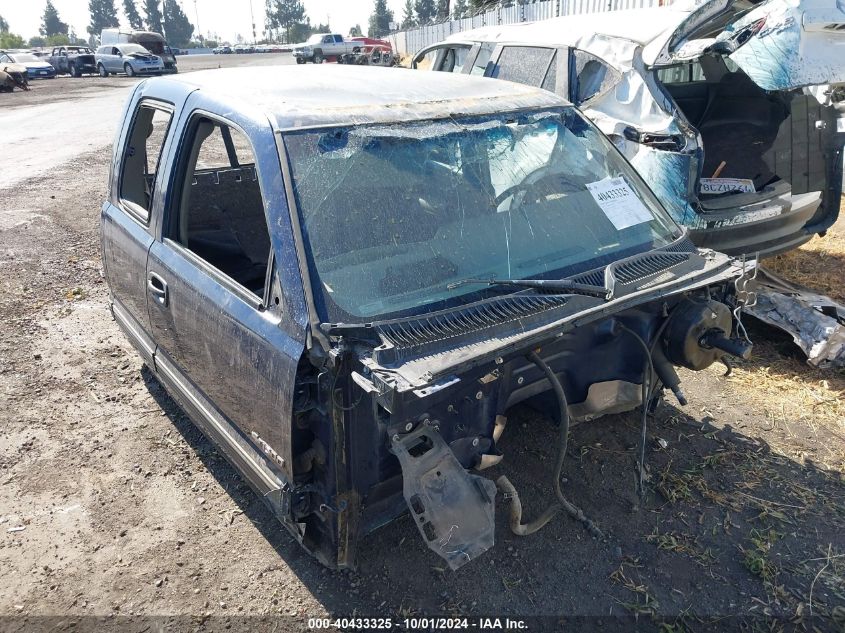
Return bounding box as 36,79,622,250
101,65,753,570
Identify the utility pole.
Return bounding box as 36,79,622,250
193,0,202,42
249,0,256,43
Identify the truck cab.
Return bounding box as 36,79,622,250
101,65,752,570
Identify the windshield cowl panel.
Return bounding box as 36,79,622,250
362,247,738,391
282,108,682,324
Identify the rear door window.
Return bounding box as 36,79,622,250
169,116,271,297
489,46,556,87
119,102,173,222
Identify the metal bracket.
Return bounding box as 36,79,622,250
391,425,497,570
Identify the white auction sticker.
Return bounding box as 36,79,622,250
700,178,756,194
585,176,653,230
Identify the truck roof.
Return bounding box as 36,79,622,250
149,65,569,129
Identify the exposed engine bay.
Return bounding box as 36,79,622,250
286,241,754,569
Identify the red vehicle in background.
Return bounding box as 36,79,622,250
349,37,392,53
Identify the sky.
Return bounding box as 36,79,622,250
1,0,408,43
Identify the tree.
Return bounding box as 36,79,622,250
452,0,469,18
469,0,497,10
163,0,193,47
88,0,120,41
46,34,71,45
349,24,363,37
368,0,393,38
144,0,164,33
0,15,9,32
124,0,144,29
1,31,26,48
29,36,48,47
414,0,437,24
265,0,306,45
401,0,415,28
313,23,330,34
288,20,311,43
69,28,86,44
41,1,69,37
436,0,450,21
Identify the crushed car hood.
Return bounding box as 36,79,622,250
644,0,845,91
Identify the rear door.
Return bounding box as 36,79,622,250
145,100,301,485
101,91,175,365
108,47,121,72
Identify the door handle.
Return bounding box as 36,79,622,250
147,271,169,307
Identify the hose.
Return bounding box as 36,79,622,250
496,475,561,535
499,351,604,539
619,324,654,499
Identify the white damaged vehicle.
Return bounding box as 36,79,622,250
414,0,845,256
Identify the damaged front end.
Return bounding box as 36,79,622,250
309,244,750,569
278,107,754,569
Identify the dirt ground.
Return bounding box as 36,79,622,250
1,68,844,632
2,52,288,108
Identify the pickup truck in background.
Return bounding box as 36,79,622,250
292,33,361,63
47,46,97,77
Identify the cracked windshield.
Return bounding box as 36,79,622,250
283,108,680,321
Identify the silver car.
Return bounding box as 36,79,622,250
416,0,845,257
95,43,163,77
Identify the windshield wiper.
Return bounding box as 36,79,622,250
447,277,610,299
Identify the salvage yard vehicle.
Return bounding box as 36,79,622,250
47,45,97,77
102,65,754,570
292,33,360,63
416,0,845,257
0,55,29,91
0,51,56,79
101,28,178,73
95,44,164,77
0,68,25,92
337,45,397,66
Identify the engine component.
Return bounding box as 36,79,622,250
663,299,751,370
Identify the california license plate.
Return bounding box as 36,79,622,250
699,178,756,195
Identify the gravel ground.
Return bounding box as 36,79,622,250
0,61,843,633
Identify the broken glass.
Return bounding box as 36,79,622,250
282,108,680,322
